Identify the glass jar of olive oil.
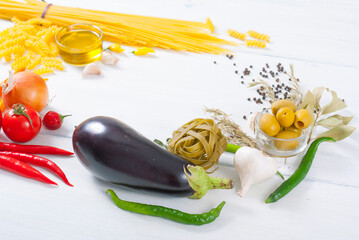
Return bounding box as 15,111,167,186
55,23,103,65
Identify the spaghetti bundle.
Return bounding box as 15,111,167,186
168,118,227,171
0,0,236,54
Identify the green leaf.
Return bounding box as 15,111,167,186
299,90,314,110
321,90,347,115
153,139,167,148
312,87,326,110
316,125,356,141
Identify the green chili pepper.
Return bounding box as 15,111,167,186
106,189,225,225
265,137,335,204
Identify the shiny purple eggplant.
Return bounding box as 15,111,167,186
72,116,232,199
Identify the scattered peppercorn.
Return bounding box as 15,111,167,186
241,62,297,109
226,54,234,60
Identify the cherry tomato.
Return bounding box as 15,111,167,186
2,104,41,143
43,111,71,130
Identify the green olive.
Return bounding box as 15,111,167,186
271,100,296,116
284,125,302,135
275,131,300,150
276,107,295,127
294,109,313,129
259,113,280,137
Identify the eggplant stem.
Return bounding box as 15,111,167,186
184,165,233,199
208,176,233,189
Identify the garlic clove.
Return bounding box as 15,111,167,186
82,62,101,77
237,179,252,197
234,146,279,197
100,51,119,65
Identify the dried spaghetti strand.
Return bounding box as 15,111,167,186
206,18,215,33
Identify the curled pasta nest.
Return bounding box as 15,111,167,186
167,118,227,171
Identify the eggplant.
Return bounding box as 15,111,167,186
72,116,232,199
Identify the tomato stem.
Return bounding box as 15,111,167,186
13,104,34,128
59,114,72,122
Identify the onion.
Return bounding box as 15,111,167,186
2,71,49,112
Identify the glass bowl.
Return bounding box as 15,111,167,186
254,109,310,157
55,23,103,65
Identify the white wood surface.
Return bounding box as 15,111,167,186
0,0,358,239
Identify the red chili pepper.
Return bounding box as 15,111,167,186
0,151,73,187
0,154,57,185
0,142,74,155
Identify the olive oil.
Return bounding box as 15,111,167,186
57,29,102,65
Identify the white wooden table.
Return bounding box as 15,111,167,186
0,0,358,239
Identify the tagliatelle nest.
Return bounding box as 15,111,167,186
167,118,227,171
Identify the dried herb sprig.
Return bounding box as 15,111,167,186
247,79,276,102
286,64,302,107
248,64,303,106
204,107,258,149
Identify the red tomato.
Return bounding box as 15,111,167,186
43,111,71,130
2,104,41,143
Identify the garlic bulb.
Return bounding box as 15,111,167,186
234,146,279,196
82,62,101,77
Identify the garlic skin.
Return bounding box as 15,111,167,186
2,70,15,95
100,51,119,65
248,111,259,134
82,62,101,77
234,146,279,197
